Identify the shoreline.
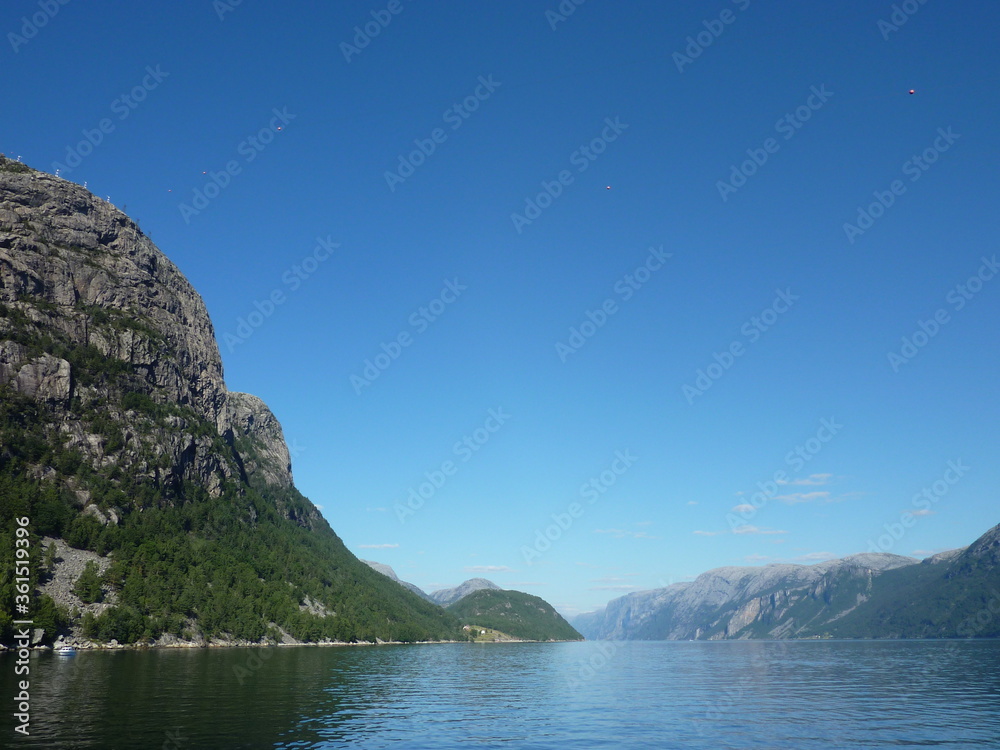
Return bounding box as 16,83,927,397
3,636,997,654
1,638,586,653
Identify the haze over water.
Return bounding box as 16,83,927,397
3,640,998,748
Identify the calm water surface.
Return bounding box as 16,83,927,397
2,640,999,748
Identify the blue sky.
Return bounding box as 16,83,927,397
4,0,999,616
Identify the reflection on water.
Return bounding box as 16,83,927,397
2,640,998,749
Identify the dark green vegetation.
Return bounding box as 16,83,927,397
817,536,1000,639
0,156,31,174
447,589,583,641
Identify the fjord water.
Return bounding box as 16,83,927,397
3,640,999,748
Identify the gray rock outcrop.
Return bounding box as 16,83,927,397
574,553,919,641
429,578,502,606
0,155,296,497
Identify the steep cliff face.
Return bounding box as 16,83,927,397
574,553,919,641
222,391,293,489
577,533,1000,641
0,156,293,499
0,160,224,420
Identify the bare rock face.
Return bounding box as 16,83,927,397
0,160,226,423
9,351,72,404
573,553,921,641
0,155,294,495
221,391,293,488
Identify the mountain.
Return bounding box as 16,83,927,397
575,523,999,640
361,560,434,602
447,589,583,641
360,569,581,641
821,522,1000,639
0,156,464,647
429,578,502,606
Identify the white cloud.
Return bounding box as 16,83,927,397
357,543,399,549
732,525,788,536
589,585,643,592
911,508,935,517
687,500,699,506
731,503,756,514
775,491,830,504
464,565,513,573
746,551,834,564
594,528,658,540
795,551,836,561
777,473,833,487
693,530,724,536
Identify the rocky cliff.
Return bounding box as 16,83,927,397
574,553,919,640
0,155,294,503
575,526,1000,641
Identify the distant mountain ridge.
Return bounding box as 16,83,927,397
360,560,434,602
429,578,502,606
575,522,1000,641
359,569,579,641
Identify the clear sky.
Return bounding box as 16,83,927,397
5,0,999,616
